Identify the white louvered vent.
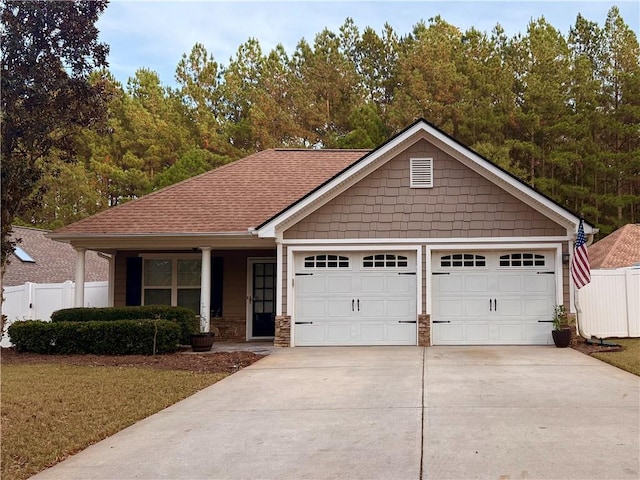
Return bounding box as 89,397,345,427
410,158,433,188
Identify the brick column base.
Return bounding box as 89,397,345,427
274,315,291,347
418,314,431,346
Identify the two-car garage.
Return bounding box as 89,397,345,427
292,249,557,347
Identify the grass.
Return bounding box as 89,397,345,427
1,364,226,480
591,338,640,376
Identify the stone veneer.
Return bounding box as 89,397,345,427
274,315,291,347
418,314,431,347
209,316,246,342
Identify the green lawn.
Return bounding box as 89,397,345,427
591,338,640,376
1,364,225,480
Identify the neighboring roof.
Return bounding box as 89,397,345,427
588,224,640,269
53,149,367,236
3,226,109,286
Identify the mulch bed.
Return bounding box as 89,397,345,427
571,336,624,355
0,348,265,374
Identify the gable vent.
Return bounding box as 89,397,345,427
410,158,433,188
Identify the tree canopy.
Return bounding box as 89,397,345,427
1,0,110,266
7,6,640,241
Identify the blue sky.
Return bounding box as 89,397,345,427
97,1,640,88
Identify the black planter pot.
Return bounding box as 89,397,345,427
190,333,215,352
552,329,571,348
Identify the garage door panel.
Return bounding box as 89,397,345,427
432,250,556,345
465,275,490,292
328,276,353,293
294,251,417,346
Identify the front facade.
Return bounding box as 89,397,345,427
51,120,596,346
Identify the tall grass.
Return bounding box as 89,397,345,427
1,364,225,480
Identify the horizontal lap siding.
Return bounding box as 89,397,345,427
284,139,565,239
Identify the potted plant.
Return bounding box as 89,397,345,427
190,315,214,352
551,304,571,348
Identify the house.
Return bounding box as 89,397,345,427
50,119,596,346
588,224,640,269
3,226,108,287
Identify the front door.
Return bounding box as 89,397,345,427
248,259,276,338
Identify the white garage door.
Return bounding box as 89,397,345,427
432,251,556,345
294,252,417,346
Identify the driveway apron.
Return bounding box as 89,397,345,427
31,346,638,480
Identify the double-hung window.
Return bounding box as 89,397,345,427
143,257,202,313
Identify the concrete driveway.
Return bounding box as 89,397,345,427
32,346,639,480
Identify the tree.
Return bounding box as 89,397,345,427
0,0,110,267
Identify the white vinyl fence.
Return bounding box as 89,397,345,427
578,267,640,338
1,281,109,347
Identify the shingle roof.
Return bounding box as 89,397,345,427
588,224,640,269
54,149,368,235
4,227,109,286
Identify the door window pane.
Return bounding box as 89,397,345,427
144,289,171,306
178,259,201,286
144,259,172,286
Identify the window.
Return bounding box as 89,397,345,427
410,157,433,188
304,254,349,268
499,253,546,267
363,254,408,268
440,254,486,268
143,258,201,313
14,246,35,263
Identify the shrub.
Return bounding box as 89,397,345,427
51,306,199,344
8,319,181,355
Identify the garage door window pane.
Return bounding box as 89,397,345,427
499,253,545,268
363,254,408,268
440,254,485,268
304,255,349,268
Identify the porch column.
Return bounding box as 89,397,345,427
74,247,86,307
200,247,211,333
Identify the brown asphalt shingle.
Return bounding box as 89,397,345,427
54,149,369,235
4,227,109,286
588,224,640,269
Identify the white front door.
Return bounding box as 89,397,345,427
431,251,556,345
294,252,418,346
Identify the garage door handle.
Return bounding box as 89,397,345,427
295,321,313,325
352,299,355,311
433,320,451,323
398,320,417,324
357,299,360,311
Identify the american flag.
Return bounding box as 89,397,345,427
571,219,591,289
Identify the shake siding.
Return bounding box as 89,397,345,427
284,139,565,239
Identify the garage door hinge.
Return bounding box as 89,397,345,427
537,271,554,275
537,320,554,323
398,320,417,324
295,321,313,325
432,272,450,275
433,320,451,323
398,272,416,275
295,273,314,276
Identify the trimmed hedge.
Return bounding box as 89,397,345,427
51,306,199,345
8,319,181,355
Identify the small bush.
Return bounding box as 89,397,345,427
8,319,181,355
51,306,199,344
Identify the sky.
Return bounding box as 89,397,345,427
96,0,640,89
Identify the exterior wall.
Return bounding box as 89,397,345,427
114,248,275,342
284,139,565,239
